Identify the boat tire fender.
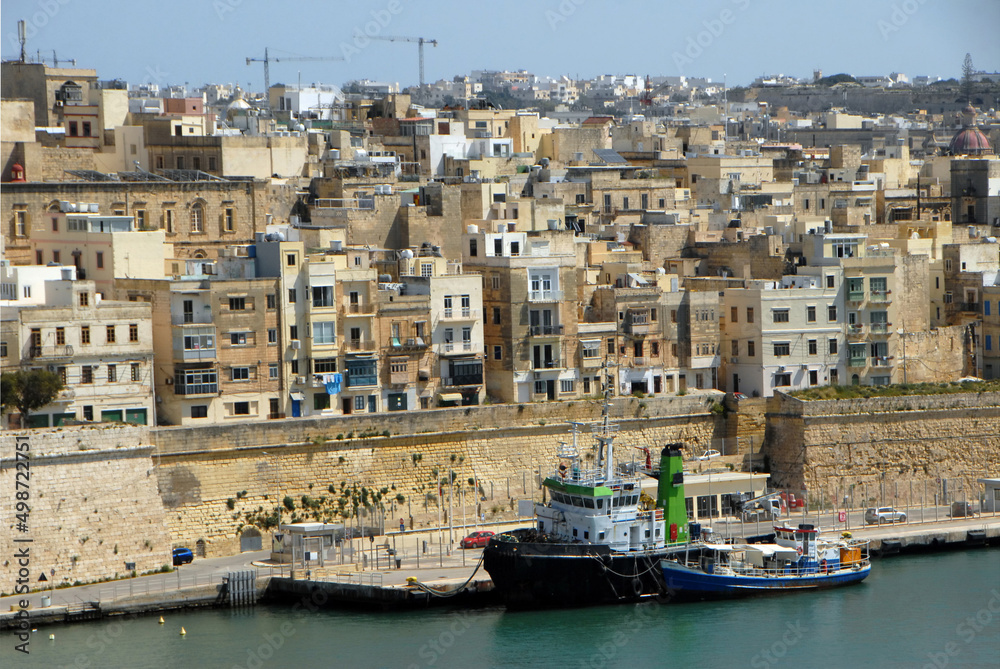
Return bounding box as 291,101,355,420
631,578,643,597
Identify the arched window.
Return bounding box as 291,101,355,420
190,203,204,233
851,374,860,386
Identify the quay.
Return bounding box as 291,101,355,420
3,517,999,628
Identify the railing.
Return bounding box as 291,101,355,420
174,313,212,325
314,197,376,210
443,374,483,387
869,291,892,304
345,374,377,388
958,302,980,313
847,291,865,302
869,322,891,335
441,308,478,320
30,344,74,358
343,339,375,352
346,303,375,315
848,357,867,368
442,342,474,353
529,324,564,336
528,290,563,302
175,347,217,362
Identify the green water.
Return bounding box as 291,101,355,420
5,549,998,669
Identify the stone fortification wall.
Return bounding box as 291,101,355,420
154,396,721,556
0,425,173,594
764,392,1000,502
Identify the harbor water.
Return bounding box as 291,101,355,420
6,549,998,669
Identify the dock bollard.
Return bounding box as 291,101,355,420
422,540,427,554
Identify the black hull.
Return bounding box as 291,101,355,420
483,530,678,609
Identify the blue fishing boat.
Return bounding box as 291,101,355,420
660,524,871,599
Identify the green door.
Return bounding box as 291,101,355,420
125,408,148,425
388,393,407,411
53,412,77,427
101,409,123,423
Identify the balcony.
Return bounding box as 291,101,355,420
581,353,602,368
389,370,410,385
345,372,377,388
172,312,212,326
390,337,428,351
531,359,563,371
847,291,865,303
958,302,980,313
869,322,891,335
624,319,655,335
528,324,564,337
343,339,376,352
848,356,867,369
528,290,563,303
442,341,475,354
345,303,376,315
869,291,892,304
174,381,218,396
30,344,74,359
443,372,483,387
440,308,480,321
632,356,653,367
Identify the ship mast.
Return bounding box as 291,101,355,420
595,360,616,481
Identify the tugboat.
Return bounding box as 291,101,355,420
483,377,693,608
659,523,871,599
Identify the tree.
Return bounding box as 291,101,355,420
961,53,975,104
1,369,64,427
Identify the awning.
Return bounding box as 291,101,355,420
290,392,305,401
438,393,463,403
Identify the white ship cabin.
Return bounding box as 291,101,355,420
536,475,667,551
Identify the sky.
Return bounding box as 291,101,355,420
1,0,998,92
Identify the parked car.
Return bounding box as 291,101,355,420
950,501,978,518
696,450,721,461
864,507,906,524
172,547,194,566
459,531,495,549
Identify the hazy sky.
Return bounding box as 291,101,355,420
2,0,998,91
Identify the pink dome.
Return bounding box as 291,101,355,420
949,127,992,155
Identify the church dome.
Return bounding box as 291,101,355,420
949,105,993,156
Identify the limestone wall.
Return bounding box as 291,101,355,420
154,396,721,555
764,392,1000,503
0,424,173,594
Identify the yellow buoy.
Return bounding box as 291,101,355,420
158,616,165,624
49,634,55,640
179,627,186,636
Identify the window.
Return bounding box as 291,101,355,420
746,307,754,323
131,363,140,382
313,394,330,411
56,327,66,345
290,359,299,374
828,305,837,321
266,294,276,309
190,204,203,233
607,338,615,355
623,196,629,209
53,250,61,264
164,209,174,233
510,242,520,256
494,345,502,360
81,366,93,384
107,365,117,383
491,274,501,290
312,286,335,307
774,373,791,387
671,310,677,324
225,208,235,232
808,339,818,355
233,402,251,415
79,291,89,306
106,325,116,343
286,253,297,267
313,322,336,344
420,263,433,277
986,335,993,351
229,297,246,311
231,367,250,381
354,395,366,412
772,309,789,323
731,306,738,323
807,306,816,322
773,342,790,356
829,338,838,354
191,405,208,419
311,358,336,374
268,328,277,344
984,300,990,316
82,121,91,137
731,340,739,356
96,251,104,269
0,341,6,358
81,326,91,344
535,380,546,395
230,332,248,346
747,341,755,357
651,341,660,356
469,239,478,257
69,121,78,136
269,364,279,380
560,380,575,393
183,331,214,350
129,324,139,342
826,275,835,289
493,307,501,325
288,288,297,303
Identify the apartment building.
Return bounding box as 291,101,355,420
463,223,580,403
0,269,154,428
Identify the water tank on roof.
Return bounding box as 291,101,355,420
467,224,479,234
331,240,343,252
379,274,392,282
400,249,414,259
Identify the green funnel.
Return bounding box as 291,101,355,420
656,444,689,543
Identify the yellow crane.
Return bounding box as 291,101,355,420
369,35,438,88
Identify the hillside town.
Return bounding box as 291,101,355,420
2,57,999,430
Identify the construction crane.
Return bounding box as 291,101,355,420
369,35,438,88
246,49,345,116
